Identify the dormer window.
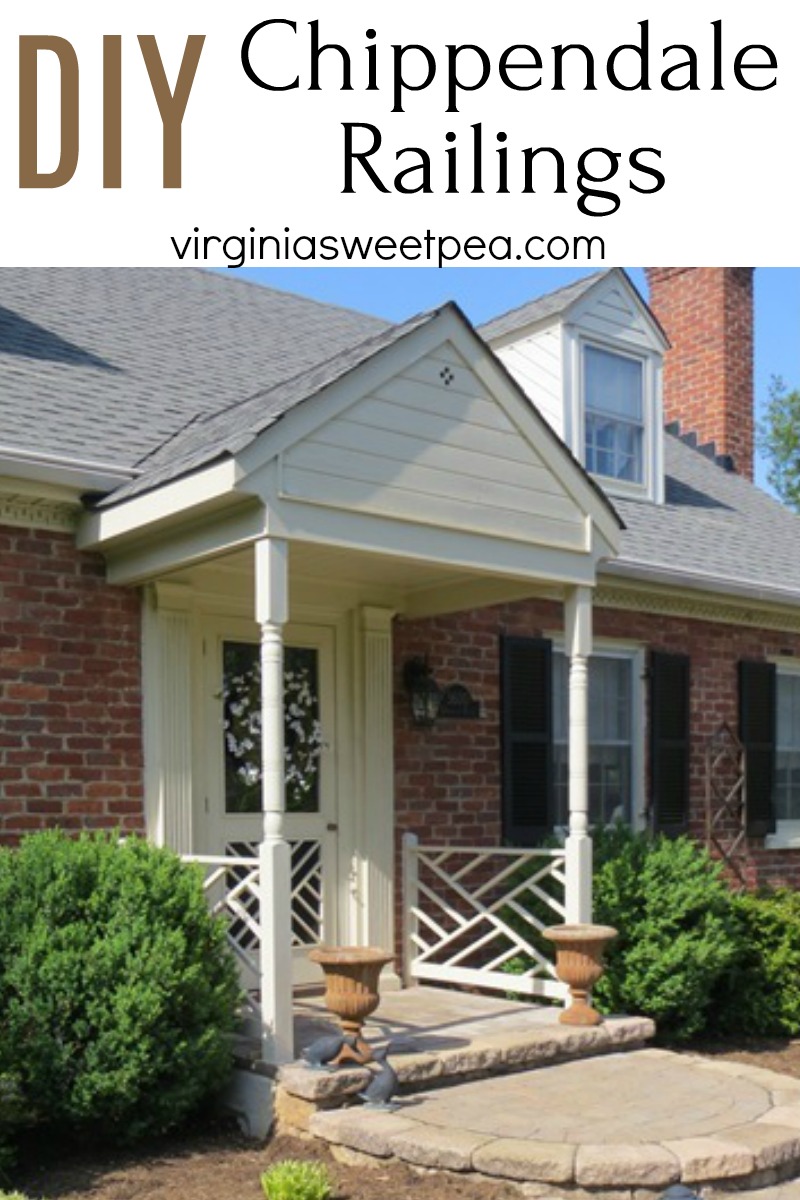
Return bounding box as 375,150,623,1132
584,345,644,484
483,268,666,505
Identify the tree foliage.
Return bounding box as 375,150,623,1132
759,376,800,511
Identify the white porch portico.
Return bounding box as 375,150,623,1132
79,303,620,1063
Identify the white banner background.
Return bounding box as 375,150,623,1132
0,1,797,266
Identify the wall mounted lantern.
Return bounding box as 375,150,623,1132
403,657,442,727
403,657,480,728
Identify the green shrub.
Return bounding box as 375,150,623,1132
0,831,240,1144
592,833,740,1040
261,1160,333,1200
0,1073,25,1178
715,889,800,1038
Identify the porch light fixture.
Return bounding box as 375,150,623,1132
403,657,443,727
403,657,481,727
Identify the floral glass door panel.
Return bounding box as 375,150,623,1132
223,643,323,816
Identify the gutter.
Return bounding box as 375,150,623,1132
0,445,138,495
603,558,800,614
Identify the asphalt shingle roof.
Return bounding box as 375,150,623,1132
103,308,438,505
478,270,610,342
0,268,798,608
0,269,386,471
613,436,800,603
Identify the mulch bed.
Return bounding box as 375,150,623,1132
13,1040,800,1200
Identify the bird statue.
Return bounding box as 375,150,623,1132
300,1032,358,1070
358,1044,399,1110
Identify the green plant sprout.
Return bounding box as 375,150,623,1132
261,1159,333,1200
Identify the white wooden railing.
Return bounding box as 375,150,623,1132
402,833,569,1001
184,839,325,1030
183,853,264,1021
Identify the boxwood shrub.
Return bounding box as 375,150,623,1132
591,829,741,1040
714,888,800,1038
0,831,240,1146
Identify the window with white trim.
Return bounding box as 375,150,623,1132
776,668,800,823
583,344,644,484
552,648,641,829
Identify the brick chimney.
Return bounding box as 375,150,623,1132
645,268,754,479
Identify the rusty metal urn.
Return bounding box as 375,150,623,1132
543,923,618,1026
308,945,394,1064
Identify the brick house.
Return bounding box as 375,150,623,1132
1,266,798,1060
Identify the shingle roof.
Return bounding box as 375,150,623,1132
478,270,610,342
1,268,799,609
0,269,386,471
102,308,438,505
612,436,800,603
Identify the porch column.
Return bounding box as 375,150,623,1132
255,537,293,1064
564,585,593,924
141,582,193,852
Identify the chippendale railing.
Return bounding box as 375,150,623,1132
183,852,263,1019
402,834,568,1001
183,838,325,1022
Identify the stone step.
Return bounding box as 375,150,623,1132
306,1049,800,1196
278,1012,654,1119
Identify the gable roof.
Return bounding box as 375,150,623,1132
0,269,385,473
479,267,669,349
0,268,799,612
101,308,435,506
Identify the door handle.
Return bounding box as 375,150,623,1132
326,822,338,832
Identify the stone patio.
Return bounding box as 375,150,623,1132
289,987,654,1097
277,988,800,1195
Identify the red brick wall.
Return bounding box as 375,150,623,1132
0,525,144,843
646,267,754,479
394,597,800,892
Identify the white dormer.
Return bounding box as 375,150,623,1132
481,269,668,505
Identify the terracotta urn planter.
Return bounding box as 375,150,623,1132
309,945,394,1064
543,923,618,1027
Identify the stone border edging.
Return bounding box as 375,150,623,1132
307,1053,800,1192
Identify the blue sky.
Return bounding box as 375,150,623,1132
216,268,800,492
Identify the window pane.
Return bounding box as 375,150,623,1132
223,642,261,814
585,414,643,483
585,346,643,420
584,345,644,483
776,673,800,820
222,641,322,815
284,646,322,814
553,652,634,828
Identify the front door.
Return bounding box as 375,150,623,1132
203,618,338,985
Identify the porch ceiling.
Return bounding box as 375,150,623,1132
165,540,562,620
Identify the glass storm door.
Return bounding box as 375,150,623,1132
205,620,338,986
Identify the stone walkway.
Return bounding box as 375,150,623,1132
308,1048,800,1194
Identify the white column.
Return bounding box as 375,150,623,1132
359,606,401,987
254,537,293,1064
564,585,593,925
141,583,193,852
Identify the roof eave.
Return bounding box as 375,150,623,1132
603,558,800,613
0,446,137,496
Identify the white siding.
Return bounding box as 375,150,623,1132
494,325,564,437
569,278,657,352
279,343,588,553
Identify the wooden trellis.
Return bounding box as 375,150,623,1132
705,723,747,885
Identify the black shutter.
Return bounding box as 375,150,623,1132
650,651,691,836
501,636,553,845
739,660,776,838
